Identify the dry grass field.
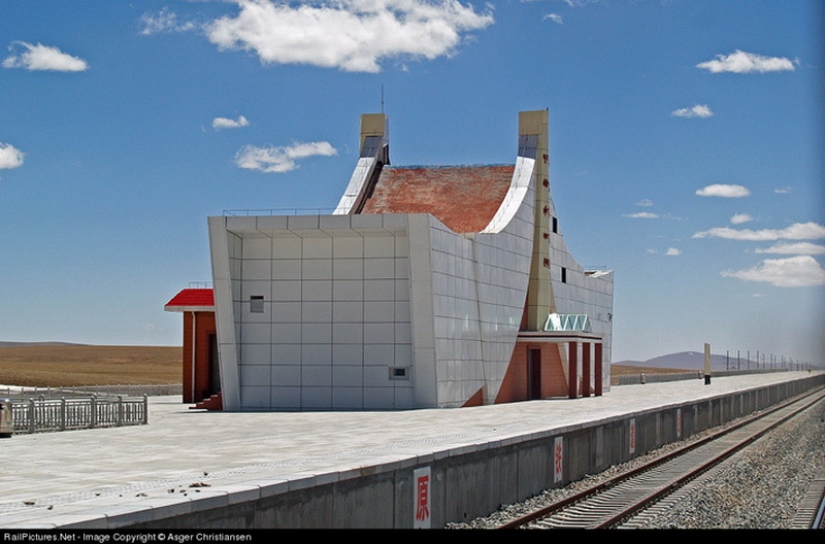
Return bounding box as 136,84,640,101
611,364,690,376
0,345,181,387
0,344,683,388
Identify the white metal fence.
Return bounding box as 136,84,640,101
0,383,181,401
7,395,148,434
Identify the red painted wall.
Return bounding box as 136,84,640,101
494,342,567,404
181,311,216,404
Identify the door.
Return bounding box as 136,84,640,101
528,348,542,400
208,333,221,396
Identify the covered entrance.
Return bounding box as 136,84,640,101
164,288,220,406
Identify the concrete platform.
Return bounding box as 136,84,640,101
0,371,822,529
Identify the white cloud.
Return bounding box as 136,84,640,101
140,7,198,35
697,50,796,74
693,222,825,241
774,186,792,194
635,198,653,207
671,104,713,118
755,242,825,256
624,212,659,219
721,256,825,288
235,141,338,173
555,0,601,6
205,0,495,73
695,184,750,198
213,116,250,130
730,213,753,225
544,13,563,24
0,143,24,169
665,248,681,256
2,42,88,72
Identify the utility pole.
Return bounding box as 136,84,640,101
704,343,711,385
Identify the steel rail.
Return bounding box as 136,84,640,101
792,476,825,529
814,485,825,530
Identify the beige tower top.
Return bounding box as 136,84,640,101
359,113,389,163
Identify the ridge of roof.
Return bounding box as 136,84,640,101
385,163,514,170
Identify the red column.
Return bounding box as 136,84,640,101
582,342,591,397
182,312,194,404
568,342,578,399
594,343,603,396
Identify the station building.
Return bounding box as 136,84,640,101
166,110,613,411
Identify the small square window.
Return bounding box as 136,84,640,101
389,367,409,380
250,295,264,313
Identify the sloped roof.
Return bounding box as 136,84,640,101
359,165,515,233
164,288,215,312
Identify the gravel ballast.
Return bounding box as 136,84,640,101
448,397,825,530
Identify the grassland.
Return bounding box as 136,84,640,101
0,345,181,387
611,364,691,375
0,344,682,388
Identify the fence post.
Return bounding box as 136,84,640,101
28,399,35,434
91,395,97,429
61,397,66,431
143,394,148,425
117,396,123,427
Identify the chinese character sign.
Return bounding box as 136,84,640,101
676,408,682,439
553,436,563,483
629,418,636,455
413,467,431,529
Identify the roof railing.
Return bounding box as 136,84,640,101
187,281,213,289
223,207,337,217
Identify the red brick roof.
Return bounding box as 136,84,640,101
164,288,214,311
359,165,515,233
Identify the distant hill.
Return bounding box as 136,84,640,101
614,351,764,372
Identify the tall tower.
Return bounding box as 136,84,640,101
520,110,556,330
358,113,389,163
335,113,389,215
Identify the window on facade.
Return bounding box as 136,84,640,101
561,267,567,283
250,295,264,313
552,217,558,234
389,367,409,380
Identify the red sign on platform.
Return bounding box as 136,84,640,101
413,467,431,529
677,408,682,438
553,436,563,483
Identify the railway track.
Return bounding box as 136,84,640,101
790,475,825,530
497,387,825,530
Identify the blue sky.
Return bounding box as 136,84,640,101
0,0,822,365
